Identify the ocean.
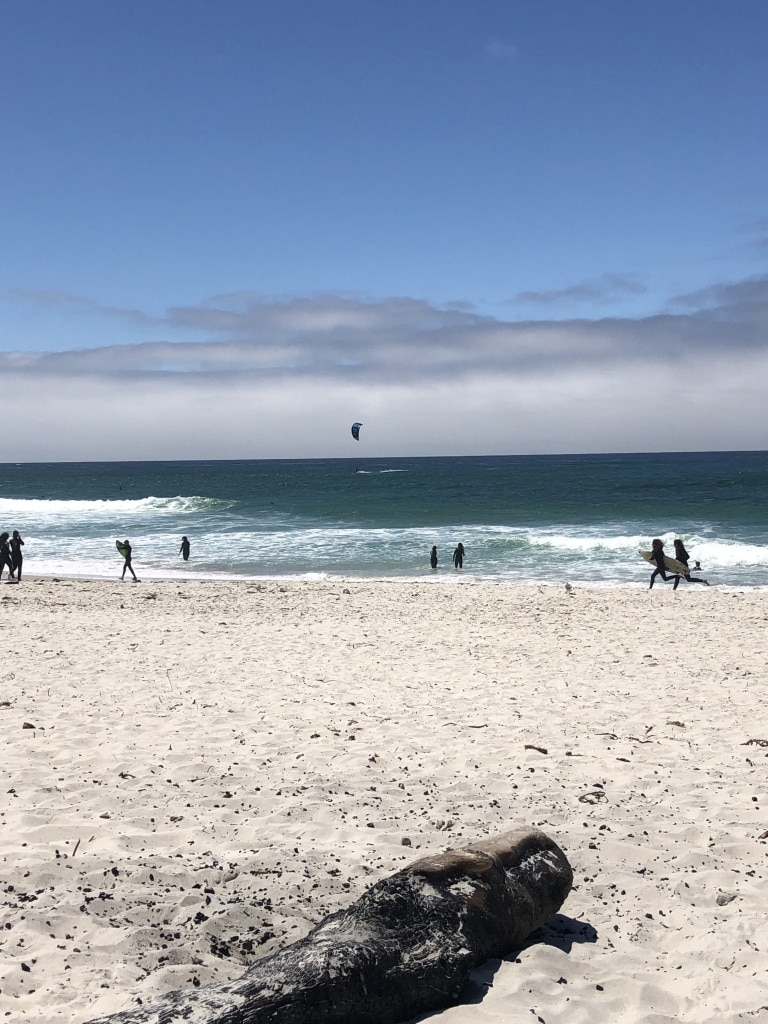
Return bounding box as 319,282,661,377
1,452,767,587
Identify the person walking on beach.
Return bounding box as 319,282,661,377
673,539,709,588
120,539,139,582
430,545,438,569
648,538,677,589
10,531,24,581
0,532,15,581
453,542,465,569
179,536,191,561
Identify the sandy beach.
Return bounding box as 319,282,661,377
2,577,767,1023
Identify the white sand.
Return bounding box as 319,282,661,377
2,578,767,1024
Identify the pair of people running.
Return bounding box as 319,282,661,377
0,531,23,581
648,538,708,590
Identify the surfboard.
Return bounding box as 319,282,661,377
639,550,688,575
116,540,128,558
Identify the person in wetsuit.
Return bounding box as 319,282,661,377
10,531,24,581
121,539,138,581
648,538,677,589
673,539,709,588
0,533,15,581
430,545,438,569
179,536,191,561
453,543,465,569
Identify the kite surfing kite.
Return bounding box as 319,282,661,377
351,422,363,441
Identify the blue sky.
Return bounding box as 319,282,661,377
2,0,767,459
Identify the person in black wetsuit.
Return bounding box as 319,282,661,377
10,531,24,581
0,533,15,581
648,538,677,589
453,543,465,569
179,536,191,561
430,545,438,569
120,539,138,581
673,539,709,588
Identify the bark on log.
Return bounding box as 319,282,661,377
86,826,572,1024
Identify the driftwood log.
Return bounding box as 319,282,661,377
87,827,572,1024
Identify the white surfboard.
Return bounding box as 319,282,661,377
639,549,688,575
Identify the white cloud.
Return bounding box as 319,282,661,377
3,277,768,459
513,273,648,306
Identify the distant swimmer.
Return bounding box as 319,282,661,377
120,539,139,582
453,542,465,569
647,538,676,589
430,545,438,570
179,536,191,561
673,539,709,587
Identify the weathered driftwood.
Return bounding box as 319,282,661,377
87,827,572,1024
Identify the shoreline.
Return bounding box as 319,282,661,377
3,579,767,1023
6,571,766,592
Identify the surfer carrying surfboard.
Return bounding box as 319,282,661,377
119,539,139,582
647,538,678,589
673,540,709,587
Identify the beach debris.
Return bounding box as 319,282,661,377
667,720,686,728
743,738,768,747
579,791,608,804
83,828,572,1024
628,726,654,744
716,891,738,906
525,744,548,755
22,721,36,729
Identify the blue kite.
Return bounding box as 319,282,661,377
351,422,363,441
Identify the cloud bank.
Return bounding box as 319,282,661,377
3,276,768,460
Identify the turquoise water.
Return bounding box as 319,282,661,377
1,452,767,586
